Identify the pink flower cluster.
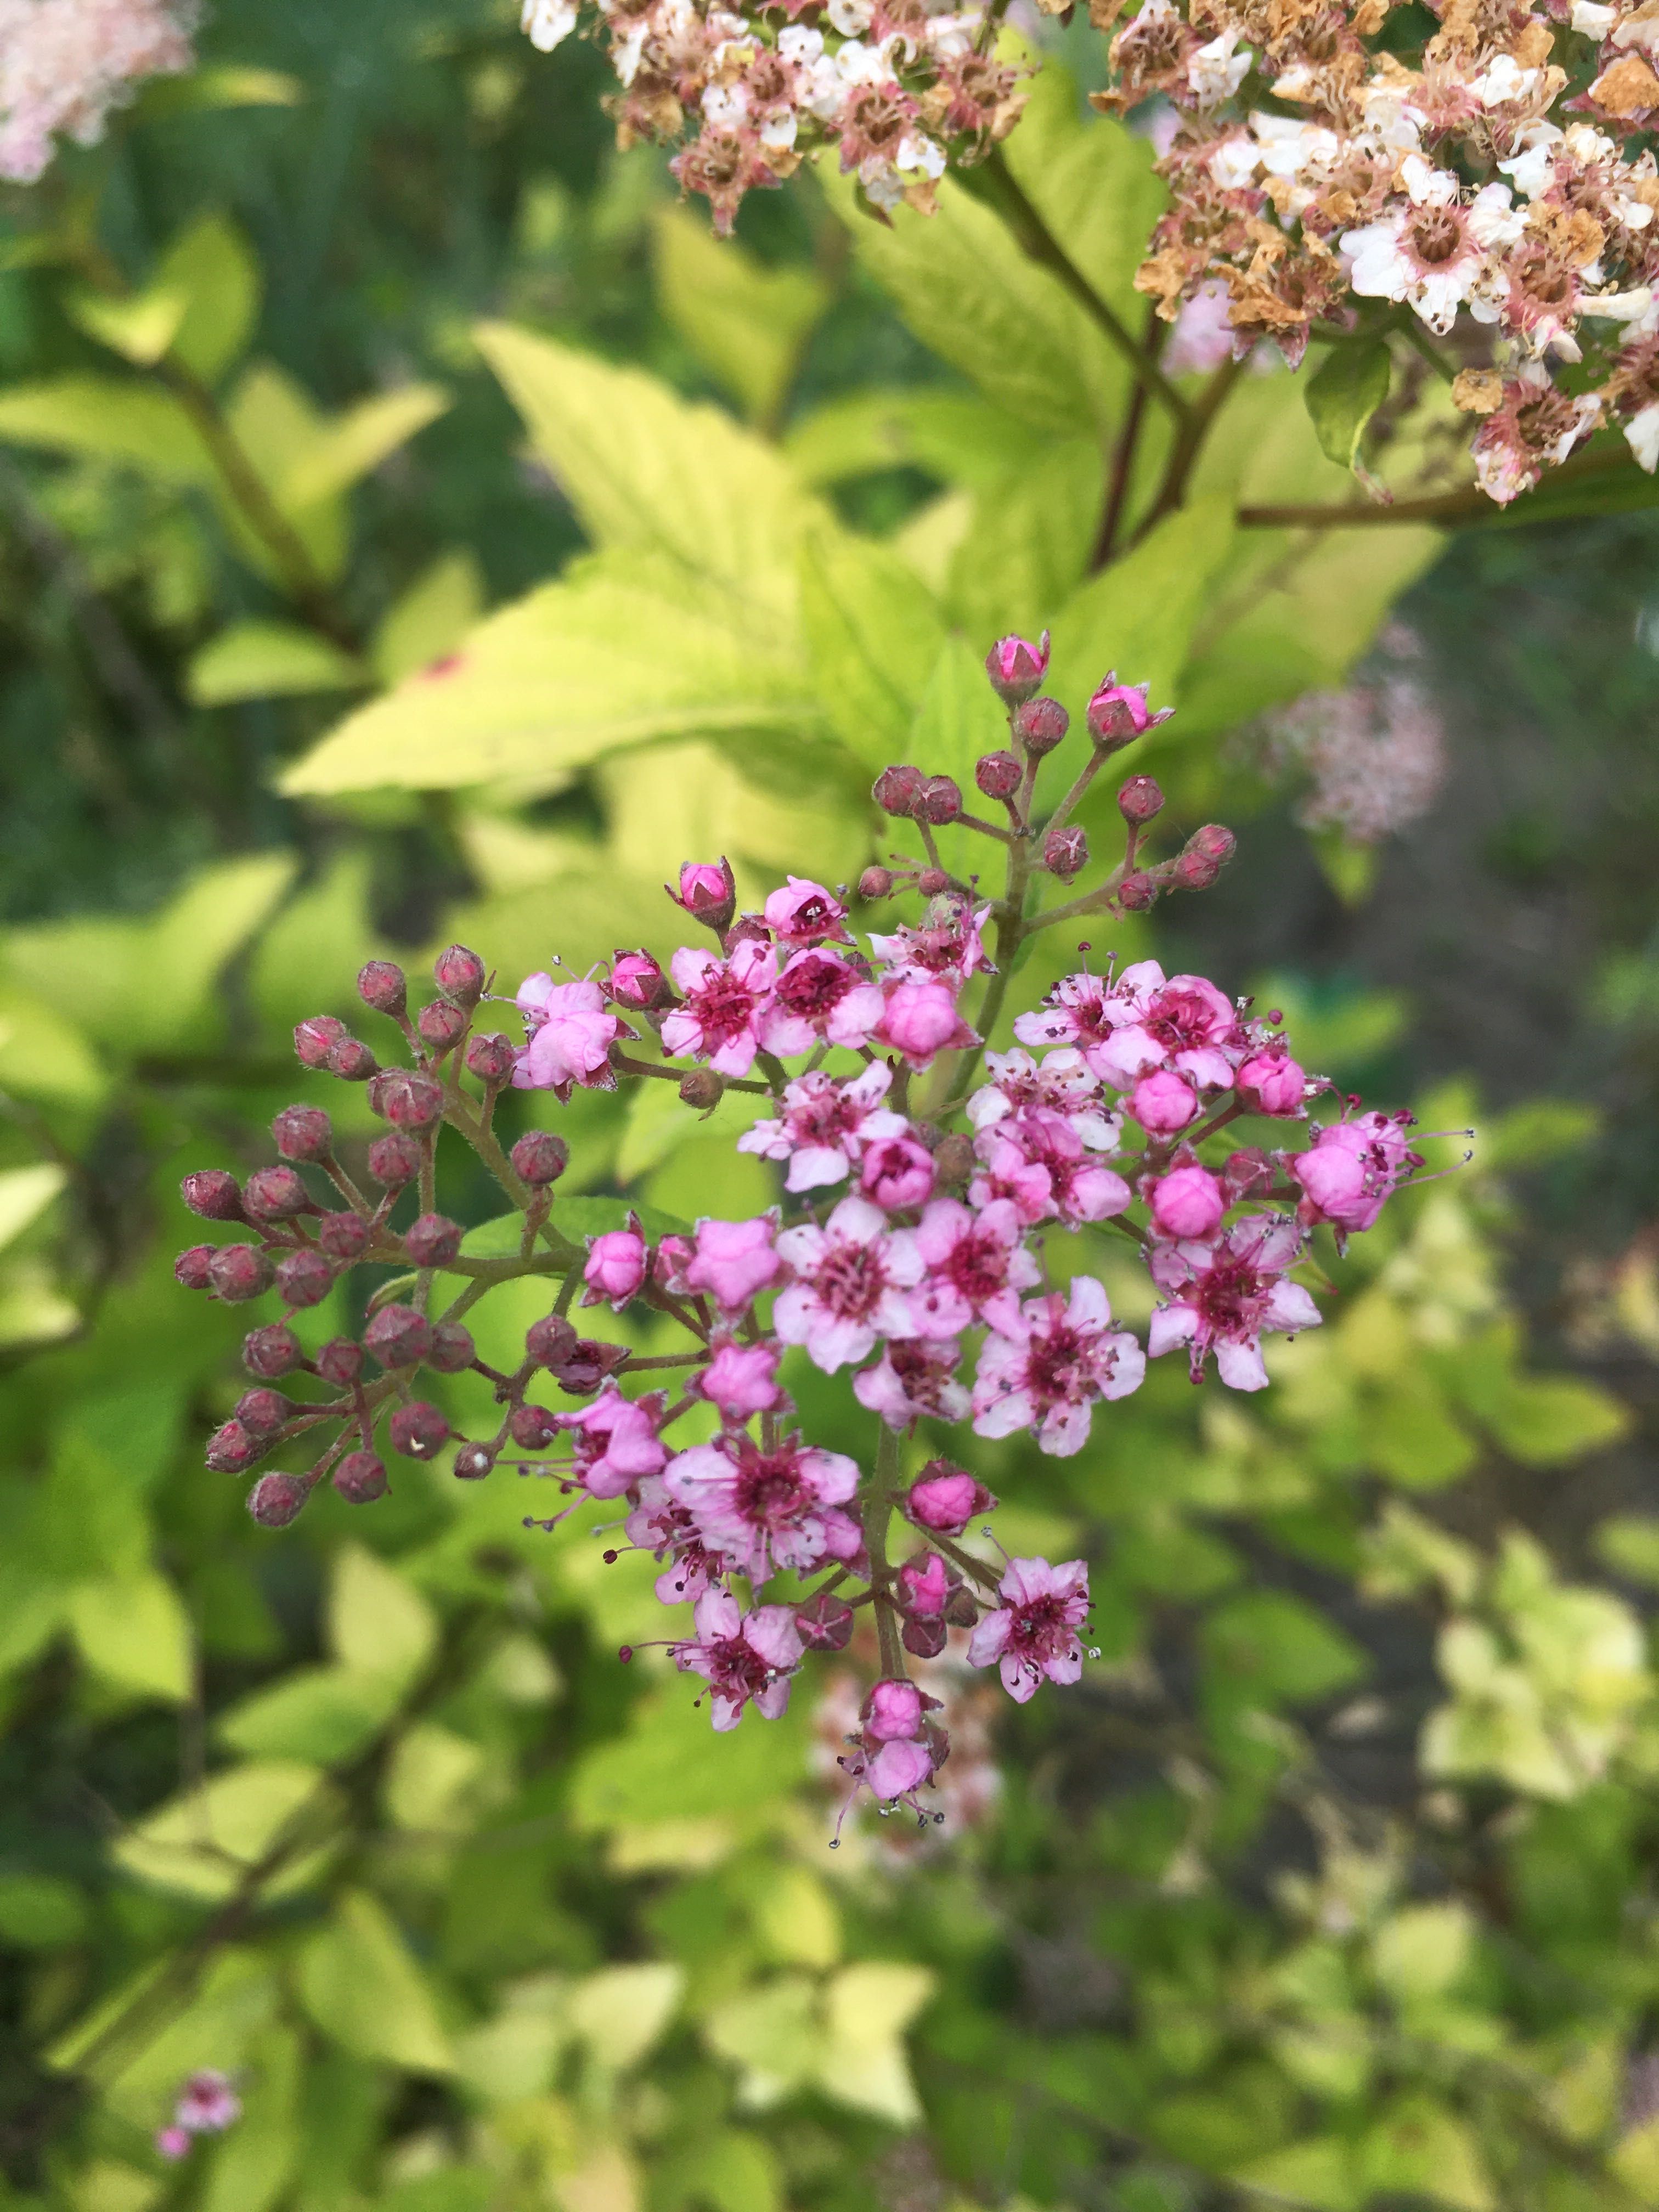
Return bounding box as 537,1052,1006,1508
155,2072,239,2162
0,0,197,183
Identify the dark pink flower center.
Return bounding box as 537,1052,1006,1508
1007,1594,1075,1655
1024,1321,1099,1404
1144,987,1232,1055
813,1239,889,1318
731,1442,811,1527
1192,1255,1272,1339
776,955,856,1022
705,1633,774,1698
942,1228,1008,1306
690,969,760,1046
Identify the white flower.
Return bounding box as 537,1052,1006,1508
1471,53,1541,105
895,129,946,178
777,24,823,62
702,80,749,126
1252,114,1341,181
1188,30,1251,105
1499,123,1561,198
827,0,874,31
1625,401,1659,471
1583,285,1656,320
759,109,799,149
1207,134,1261,190
522,0,578,48
1573,0,1617,32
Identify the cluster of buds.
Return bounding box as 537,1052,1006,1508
1099,0,1659,500
518,0,1024,230
154,2072,239,2163
177,624,1427,1835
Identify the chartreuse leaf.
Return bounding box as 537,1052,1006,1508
1595,1514,1659,1584
158,212,262,384
1305,342,1392,478
371,550,484,686
568,1962,684,2067
1357,2096,1494,2211
63,284,189,366
570,1686,805,1832
817,1962,934,2122
278,383,450,510
653,2130,782,2212
653,207,830,428
1046,497,1237,726
0,981,107,1103
218,1667,400,1765
0,1164,66,1250
0,375,212,481
1231,2139,1359,2212
298,1891,453,2073
134,63,304,117
328,1543,437,1688
114,1762,340,1901
946,437,1105,646
66,1572,193,1703
799,523,946,768
187,619,364,704
199,2025,301,2212
1202,1591,1368,1707
783,387,1048,494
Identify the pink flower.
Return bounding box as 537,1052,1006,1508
697,1336,784,1420
854,1336,970,1428
514,975,628,1097
1013,968,1144,1062
582,1224,647,1309
662,941,778,1078
973,1110,1132,1227
866,1675,927,1740
681,1214,782,1311
985,630,1051,704
156,2128,192,2162
758,948,884,1056
1237,1045,1310,1116
665,1430,861,1578
853,1677,943,1803
1289,1111,1420,1235
1084,967,1243,1092
904,1464,996,1536
869,898,992,989
967,1047,1117,1149
860,1133,935,1211
1128,1070,1200,1133
972,1278,1146,1456
763,876,853,946
670,858,737,933
910,1197,1040,1337
555,1385,668,1498
608,950,670,1008
866,1736,937,1799
626,1476,735,1605
968,1556,1091,1702
876,979,978,1067
774,1195,926,1372
1086,673,1174,747
1148,1162,1226,1240
174,2074,240,2135
673,1590,804,1730
1147,1215,1321,1389
738,1063,906,1193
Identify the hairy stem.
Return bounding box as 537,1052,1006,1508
865,1421,908,1681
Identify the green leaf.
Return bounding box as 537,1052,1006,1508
114,1761,338,1901
134,64,305,117
945,437,1105,646
1201,1591,1369,1707
653,207,829,428
0,375,211,481
1305,343,1391,477
216,1666,400,1764
0,1872,88,1949
157,212,262,385
653,2130,783,2212
297,1890,454,2073
220,362,347,581
329,1543,437,1688
63,284,189,366
278,383,451,510
199,2025,301,2212
1230,2140,1359,2212
817,1962,934,2123
783,388,1048,493
569,1687,805,1831
1357,2097,1494,2212
1594,1514,1659,1585
0,1164,66,1251
1046,496,1237,721
799,523,945,769
1365,1373,1479,1491
568,1962,684,2068
371,550,484,686
66,1572,193,1703
1371,1903,1474,2002
0,981,107,1103
187,619,364,704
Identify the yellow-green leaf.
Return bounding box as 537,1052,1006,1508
187,619,364,704
653,207,829,429
297,1891,454,2073
278,383,451,510
66,1572,193,1703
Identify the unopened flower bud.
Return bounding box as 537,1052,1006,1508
377,1070,444,1132
526,1314,579,1369
318,1211,370,1261
975,749,1023,801
873,764,924,817
985,629,1051,706
235,1388,290,1440
315,1336,363,1386
609,951,670,1009
325,1036,377,1082
857,866,895,901
1087,672,1172,751
272,1105,332,1163
276,1249,335,1308
418,998,470,1054
182,1170,243,1222
357,960,407,1015
1172,823,1237,890
405,1213,463,1268
669,860,736,935
726,913,770,951
435,944,487,1006
294,1015,346,1069
1043,825,1088,879
175,1244,215,1290
1118,775,1165,825
679,1068,723,1111
550,1338,627,1396
453,1441,495,1482
367,1133,422,1189
206,1419,258,1474
916,868,950,895
511,1130,568,1187
904,1462,996,1536
243,1323,303,1378
389,1402,450,1458
795,1592,855,1650
1118,870,1159,911
465,1031,516,1086
244,1165,312,1221
209,1244,274,1303
944,1583,979,1628
930,1132,975,1189
248,1471,309,1528
913,775,962,826
1013,697,1069,756
364,1303,433,1369
902,1613,948,1658
334,1450,388,1504
510,1403,561,1449
428,1319,476,1374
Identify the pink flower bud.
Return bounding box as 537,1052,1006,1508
325,1036,377,1082
511,1403,561,1449
860,1135,935,1210
583,1227,647,1308
1172,824,1236,890
389,1402,450,1458
866,1735,934,1801
275,1249,334,1308
1237,1049,1307,1116
174,1244,214,1290
917,867,950,895
367,1133,421,1189
377,1070,444,1131
435,944,487,1005
156,2128,192,2162
364,1303,433,1369
1129,1070,1200,1133
1149,1162,1226,1239
465,1032,517,1085
242,1323,302,1378
858,866,895,900
294,1014,346,1068
1118,870,1159,911
878,980,973,1065
764,878,851,946
1086,672,1172,750
608,950,670,1008
913,775,963,826
898,1552,951,1618
864,1676,926,1741
873,764,925,817
272,1105,332,1163
670,859,737,934
417,998,470,1054
1043,825,1088,879
975,749,1023,800
697,1337,783,1420
334,1450,388,1504
550,1339,628,1395
182,1170,243,1222
244,1165,311,1221
405,1214,463,1268
904,1464,995,1536
235,1387,290,1439
902,1613,948,1658
315,1336,363,1386
511,1130,569,1186
1013,697,1069,755
796,1592,855,1649
527,1314,579,1369
1118,775,1165,824
453,1441,495,1481
1224,1147,1274,1199
985,629,1051,705
428,1319,476,1373
248,1471,309,1528
209,1244,273,1302
318,1211,370,1261
206,1419,258,1474
358,960,407,1015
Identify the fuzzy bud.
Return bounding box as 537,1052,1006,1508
1087,673,1172,751
1172,823,1236,890
526,1314,579,1370
453,1441,495,1482
857,866,895,901
678,1068,723,1110
209,1244,274,1304
435,944,487,1006
315,1337,363,1386
904,1462,996,1537
916,868,950,896
294,1015,346,1069
1118,775,1165,825
609,951,671,1009
377,1071,444,1132
248,1471,310,1528
669,860,737,935
511,1130,569,1187
243,1165,312,1222
389,1402,450,1459
174,1244,215,1291
975,749,1023,801
325,1036,377,1082
872,764,924,818
985,630,1050,706
272,1105,332,1163
550,1338,627,1396
931,1132,975,1188
276,1249,335,1309
364,1303,433,1369
1043,825,1088,880
357,960,407,1015
795,1592,855,1650
334,1451,388,1504
318,1211,370,1261
902,1613,949,1658
913,775,962,826
1118,870,1159,911
405,1213,464,1269
242,1323,303,1378
1013,697,1069,757
427,1319,476,1374
417,998,470,1054
465,1032,517,1086
182,1170,244,1222
235,1388,291,1440
510,1403,561,1450
367,1133,422,1189
206,1420,259,1474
